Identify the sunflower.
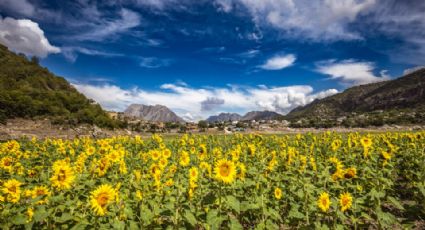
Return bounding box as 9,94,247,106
50,161,75,190
107,151,121,163
165,179,174,187
381,151,391,160
136,190,143,201
189,167,199,182
274,187,282,200
159,158,168,169
169,165,177,174
360,136,372,148
214,159,236,184
133,170,142,181
0,156,14,172
2,179,22,203
27,207,34,222
90,184,117,216
151,150,161,161
179,151,190,167
344,167,357,179
163,149,172,159
32,185,51,204
149,164,161,177
238,163,246,180
331,140,342,152
95,157,110,176
339,192,353,212
317,192,331,212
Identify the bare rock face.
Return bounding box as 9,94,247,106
124,104,185,122
241,111,283,121
206,113,242,122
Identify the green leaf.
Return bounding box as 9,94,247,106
112,220,125,230
314,222,330,230
70,222,88,230
296,189,304,199
33,206,49,222
129,221,139,230
184,210,197,226
57,213,74,223
417,183,425,197
229,217,243,230
140,206,153,225
387,196,404,210
226,195,240,214
12,214,27,225
255,221,265,230
265,219,278,230
287,205,304,220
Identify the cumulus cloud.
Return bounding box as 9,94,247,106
0,16,60,57
316,59,390,86
73,82,338,121
260,54,296,70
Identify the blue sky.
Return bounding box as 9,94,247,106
0,0,424,120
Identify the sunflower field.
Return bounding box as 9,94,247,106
0,131,425,229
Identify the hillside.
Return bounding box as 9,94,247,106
206,113,242,122
0,44,119,128
241,111,284,121
124,104,185,122
286,68,425,127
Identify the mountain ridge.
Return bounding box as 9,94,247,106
206,113,242,122
124,104,185,122
285,68,425,124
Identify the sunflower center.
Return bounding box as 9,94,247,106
342,197,349,206
8,185,17,193
321,198,328,206
219,164,230,177
58,170,66,182
97,193,110,207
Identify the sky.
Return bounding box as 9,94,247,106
0,0,424,121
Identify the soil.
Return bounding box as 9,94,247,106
0,118,424,141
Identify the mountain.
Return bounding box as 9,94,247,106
206,113,242,122
124,104,185,122
241,111,284,121
0,44,119,128
285,68,425,125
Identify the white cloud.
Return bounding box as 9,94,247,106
215,0,233,12
316,59,390,86
0,16,60,57
62,46,124,62
260,54,296,70
140,57,172,68
74,8,141,41
237,0,376,41
0,0,35,16
73,82,338,121
403,66,425,75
